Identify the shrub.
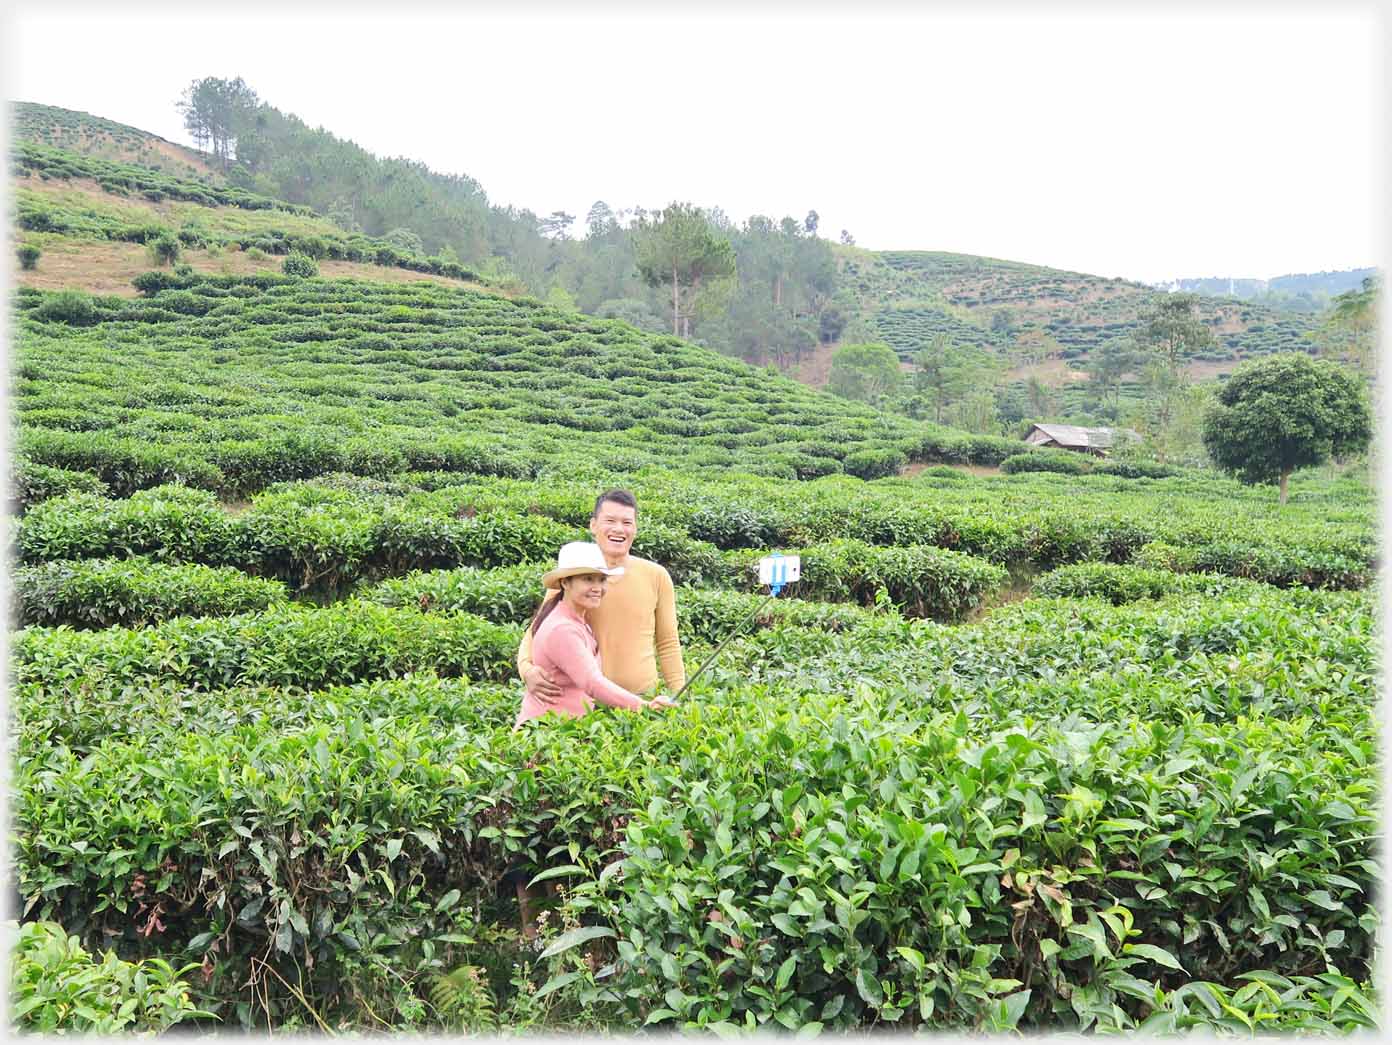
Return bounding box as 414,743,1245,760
17,242,41,270
13,557,290,629
10,459,108,511
149,232,181,266
362,561,545,624
1133,540,1199,573
10,921,211,1035
1000,450,1090,476
13,602,520,693
282,252,319,278
33,290,100,326
842,447,908,480
722,539,1008,620
1032,562,1244,604
676,587,884,643
1093,458,1179,479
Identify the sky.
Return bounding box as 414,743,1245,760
3,1,1384,285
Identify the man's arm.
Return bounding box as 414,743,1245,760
518,626,561,700
653,567,686,692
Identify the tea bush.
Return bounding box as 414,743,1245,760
363,562,547,624
12,585,1375,1032
282,251,319,278
13,602,520,693
13,558,289,629
1032,563,1248,604
1000,450,1090,476
10,458,109,510
721,539,1009,620
10,921,212,1034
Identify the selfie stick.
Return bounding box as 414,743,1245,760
672,552,800,700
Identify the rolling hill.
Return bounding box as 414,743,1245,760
11,101,1334,409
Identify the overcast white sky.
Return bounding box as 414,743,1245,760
3,2,1384,284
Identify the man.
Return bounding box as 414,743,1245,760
519,489,686,698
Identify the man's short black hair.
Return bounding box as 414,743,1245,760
592,489,638,518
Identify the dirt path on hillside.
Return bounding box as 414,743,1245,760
788,342,838,388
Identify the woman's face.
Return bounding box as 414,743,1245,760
563,572,609,610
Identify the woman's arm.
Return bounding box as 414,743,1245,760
546,622,646,711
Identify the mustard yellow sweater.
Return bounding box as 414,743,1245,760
518,556,686,694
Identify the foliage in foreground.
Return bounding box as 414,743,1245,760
12,583,1376,1032
9,920,212,1034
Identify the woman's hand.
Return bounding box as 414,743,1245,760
524,665,561,702
646,696,677,710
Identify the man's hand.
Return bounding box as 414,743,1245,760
524,665,561,701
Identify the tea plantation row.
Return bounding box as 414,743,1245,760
13,579,1376,1033
12,276,1031,495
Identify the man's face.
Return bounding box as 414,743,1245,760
590,500,637,559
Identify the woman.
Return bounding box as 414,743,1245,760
516,541,674,728
513,542,672,940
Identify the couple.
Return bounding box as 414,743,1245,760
515,489,684,727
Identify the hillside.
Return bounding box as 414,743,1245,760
13,274,1021,499
839,248,1320,371
10,97,1336,425
11,140,491,296
14,101,219,182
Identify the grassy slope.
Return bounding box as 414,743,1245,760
14,101,218,182
12,171,487,296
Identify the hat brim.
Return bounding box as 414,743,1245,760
542,564,624,590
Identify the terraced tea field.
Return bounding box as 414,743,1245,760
8,263,1379,1034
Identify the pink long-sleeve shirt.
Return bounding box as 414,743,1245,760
516,601,645,726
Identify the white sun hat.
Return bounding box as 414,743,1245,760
541,541,626,590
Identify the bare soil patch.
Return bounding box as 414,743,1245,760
1184,358,1238,381
788,341,838,389
1003,357,1092,386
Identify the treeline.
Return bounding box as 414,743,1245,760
175,77,846,367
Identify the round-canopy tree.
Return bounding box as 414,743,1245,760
1202,352,1371,505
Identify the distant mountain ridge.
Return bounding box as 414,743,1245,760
1153,268,1376,302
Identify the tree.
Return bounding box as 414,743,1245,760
1137,292,1215,370
384,228,424,255
913,335,997,424
1202,353,1371,505
17,243,40,270
586,201,618,240
819,307,847,345
1323,275,1378,374
944,390,1001,435
990,308,1014,338
839,230,855,246
633,203,737,338
828,342,902,405
1024,375,1054,418
1134,293,1215,455
177,76,260,169
804,210,819,236
149,233,180,267
537,211,575,239
1089,337,1143,414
